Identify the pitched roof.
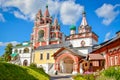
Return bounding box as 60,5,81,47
10,53,18,57
37,9,42,17
92,36,120,52
88,54,105,60
36,42,72,50
52,47,86,57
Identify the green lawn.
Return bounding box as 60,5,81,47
0,62,50,80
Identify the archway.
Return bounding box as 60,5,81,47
55,53,79,74
60,56,74,73
23,60,28,66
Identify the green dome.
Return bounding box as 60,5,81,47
70,24,76,30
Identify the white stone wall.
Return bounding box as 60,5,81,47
67,37,97,54
12,46,32,66
20,57,31,66
92,39,98,46
68,38,93,48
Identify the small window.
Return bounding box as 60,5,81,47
14,49,18,53
40,54,43,60
46,21,49,23
90,63,92,66
19,50,21,53
47,53,50,60
85,63,87,66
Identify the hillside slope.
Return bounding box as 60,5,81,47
0,62,49,80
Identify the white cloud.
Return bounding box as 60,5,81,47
13,11,27,20
60,1,84,25
0,13,5,22
104,32,111,41
95,4,120,25
0,41,20,46
1,0,84,25
1,0,61,21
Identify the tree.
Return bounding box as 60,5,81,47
3,43,13,61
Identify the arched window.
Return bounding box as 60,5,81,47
23,48,29,53
52,33,56,38
14,49,18,53
38,30,44,41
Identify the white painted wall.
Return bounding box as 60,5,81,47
12,46,32,66
67,37,97,54
67,38,93,48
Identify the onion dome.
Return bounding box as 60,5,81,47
70,24,76,30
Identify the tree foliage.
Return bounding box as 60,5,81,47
3,43,13,61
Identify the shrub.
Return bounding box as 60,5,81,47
84,74,95,80
30,63,37,68
102,66,120,80
73,74,86,80
96,75,115,80
73,74,95,80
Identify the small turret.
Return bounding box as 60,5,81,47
79,11,91,33
70,24,76,35
54,18,58,26
80,11,88,27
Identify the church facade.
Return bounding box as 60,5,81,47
30,5,98,74
11,5,120,74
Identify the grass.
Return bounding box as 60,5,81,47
0,62,50,80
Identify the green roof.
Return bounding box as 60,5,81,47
70,24,76,30
10,53,18,57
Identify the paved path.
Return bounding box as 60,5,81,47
50,74,73,80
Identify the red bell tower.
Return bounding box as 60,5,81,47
50,18,62,44
31,5,52,48
31,5,62,48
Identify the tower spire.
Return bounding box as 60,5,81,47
38,9,42,17
44,4,50,17
54,18,58,26
80,11,88,26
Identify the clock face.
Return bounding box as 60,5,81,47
81,40,85,47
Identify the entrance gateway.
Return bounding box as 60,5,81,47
52,47,85,74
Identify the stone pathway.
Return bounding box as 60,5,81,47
50,73,73,80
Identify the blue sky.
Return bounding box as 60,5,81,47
0,0,120,56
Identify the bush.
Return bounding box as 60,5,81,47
96,75,115,80
73,74,86,80
84,74,95,80
30,63,37,68
73,74,95,80
102,66,120,80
